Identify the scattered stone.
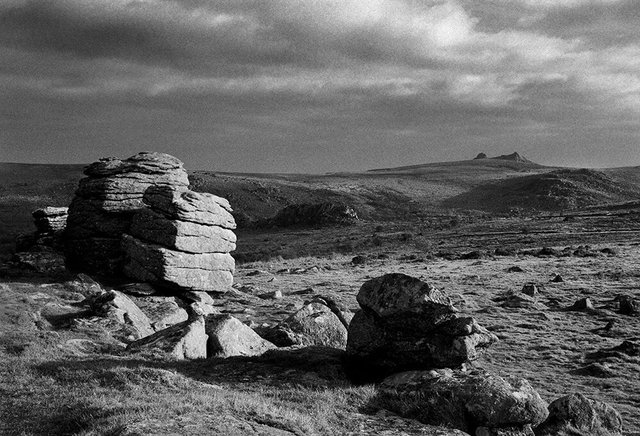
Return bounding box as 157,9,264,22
536,247,559,257
127,305,207,359
569,363,617,378
376,369,548,434
587,340,640,360
494,247,515,256
567,297,594,312
507,266,525,273
263,300,348,348
535,393,623,436
351,255,367,265
521,284,539,297
89,290,154,339
600,247,617,256
477,426,534,436
551,274,564,283
618,295,638,315
495,291,543,310
461,250,483,260
130,295,188,331
474,152,488,159
205,314,275,358
258,290,282,300
346,274,496,381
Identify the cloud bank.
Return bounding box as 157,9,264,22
1,0,639,171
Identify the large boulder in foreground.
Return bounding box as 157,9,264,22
346,274,496,381
377,369,548,434
534,393,622,436
64,152,189,276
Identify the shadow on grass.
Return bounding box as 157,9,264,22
34,345,350,389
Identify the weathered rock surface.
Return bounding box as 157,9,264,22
263,300,349,349
265,202,358,227
377,369,548,434
346,273,496,381
65,152,189,276
206,314,275,358
127,306,207,359
129,295,188,331
122,235,234,292
89,290,154,339
33,207,68,233
122,182,236,293
534,393,623,436
130,208,236,254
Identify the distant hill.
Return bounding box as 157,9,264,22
1,158,640,255
443,168,640,213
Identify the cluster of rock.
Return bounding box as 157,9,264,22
64,152,236,293
346,273,497,381
339,274,526,434
340,273,624,436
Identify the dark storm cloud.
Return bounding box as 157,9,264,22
1,0,640,171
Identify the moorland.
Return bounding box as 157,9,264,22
1,153,640,435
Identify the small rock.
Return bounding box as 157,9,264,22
264,301,348,348
521,284,539,297
569,363,617,378
551,274,564,283
127,305,207,359
205,314,275,358
507,266,525,273
351,255,367,265
618,295,638,315
258,290,282,300
567,297,594,312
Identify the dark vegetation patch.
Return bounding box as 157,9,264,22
443,168,640,213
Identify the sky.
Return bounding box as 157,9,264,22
1,0,639,173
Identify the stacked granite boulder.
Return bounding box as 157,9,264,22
123,187,236,292
346,273,497,381
64,152,236,293
65,152,189,276
346,273,549,435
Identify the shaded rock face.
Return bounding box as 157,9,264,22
535,393,622,436
65,152,189,276
88,290,155,341
205,314,275,358
64,152,236,293
346,273,497,382
377,369,548,434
